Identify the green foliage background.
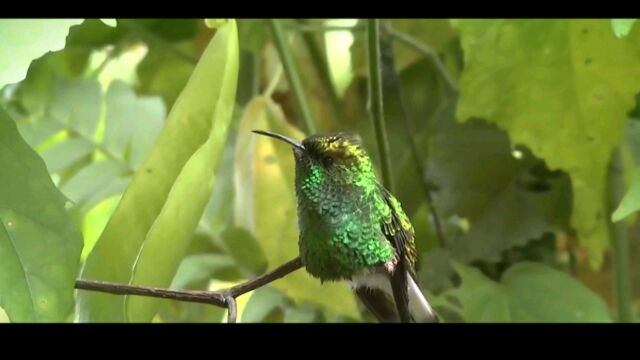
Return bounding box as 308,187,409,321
0,18,639,323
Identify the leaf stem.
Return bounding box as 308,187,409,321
378,36,446,248
268,19,316,134
367,19,393,191
609,147,633,322
384,24,458,95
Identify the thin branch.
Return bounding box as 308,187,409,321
269,19,317,134
384,24,459,95
608,147,633,322
75,257,304,321
367,19,394,191
225,296,237,323
75,279,226,306
379,37,446,248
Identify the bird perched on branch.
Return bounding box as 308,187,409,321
252,130,438,323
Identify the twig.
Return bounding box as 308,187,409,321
225,296,237,323
269,19,317,134
384,24,458,95
367,19,394,191
378,36,446,248
608,147,633,322
75,257,304,322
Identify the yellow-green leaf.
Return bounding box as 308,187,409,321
77,20,239,322
0,106,82,322
454,19,640,268
436,262,611,322
612,167,640,222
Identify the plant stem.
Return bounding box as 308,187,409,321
296,19,343,125
367,19,393,191
609,147,633,322
378,36,446,249
384,24,458,95
75,257,304,323
269,19,316,134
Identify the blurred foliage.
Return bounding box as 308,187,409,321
1,18,639,323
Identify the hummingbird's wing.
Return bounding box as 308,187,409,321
379,186,417,323
354,286,400,323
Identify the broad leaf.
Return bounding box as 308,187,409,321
426,116,572,262
0,19,84,88
454,19,640,267
437,262,612,322
0,106,82,322
77,20,239,322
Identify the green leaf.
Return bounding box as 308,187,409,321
612,168,640,222
611,19,636,38
351,19,456,76
77,20,239,322
0,19,84,88
241,287,287,323
220,227,268,277
170,254,237,290
237,20,268,55
426,116,572,263
233,96,360,320
454,19,640,268
61,161,126,210
103,80,165,168
205,19,230,29
0,106,82,322
40,138,94,173
137,46,195,109
438,262,612,322
99,19,117,28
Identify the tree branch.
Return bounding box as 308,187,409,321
75,256,304,323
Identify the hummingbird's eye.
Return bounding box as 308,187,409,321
322,155,334,167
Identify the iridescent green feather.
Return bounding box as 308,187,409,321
293,133,416,281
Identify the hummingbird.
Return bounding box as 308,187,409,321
252,130,438,323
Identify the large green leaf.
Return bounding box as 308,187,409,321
77,20,239,322
233,96,360,320
0,19,84,88
437,262,612,322
0,107,82,322
426,116,572,262
454,19,640,267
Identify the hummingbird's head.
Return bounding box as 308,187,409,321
252,130,375,183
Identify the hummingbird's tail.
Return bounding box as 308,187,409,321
351,271,439,323
407,273,438,323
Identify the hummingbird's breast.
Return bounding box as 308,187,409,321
294,170,396,281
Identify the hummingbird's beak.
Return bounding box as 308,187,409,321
252,130,305,151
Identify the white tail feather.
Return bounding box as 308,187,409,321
407,274,437,322
349,271,438,323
